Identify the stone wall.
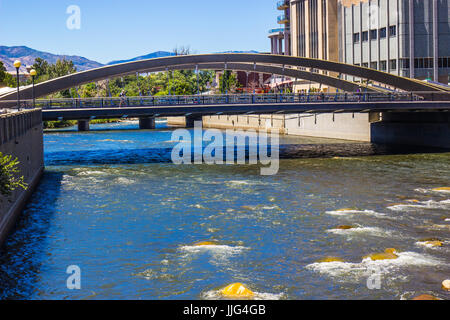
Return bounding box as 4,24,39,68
0,109,44,246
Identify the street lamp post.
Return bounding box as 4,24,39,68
196,65,199,95
30,69,37,108
13,60,21,110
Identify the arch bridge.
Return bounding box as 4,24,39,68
1,53,449,105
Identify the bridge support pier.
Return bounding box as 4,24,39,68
139,117,156,129
185,115,203,128
78,120,90,132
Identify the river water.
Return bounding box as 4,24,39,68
0,120,449,300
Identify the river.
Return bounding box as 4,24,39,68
0,120,449,300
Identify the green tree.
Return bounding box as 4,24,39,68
30,58,77,98
0,153,27,197
219,70,240,93
0,60,17,87
32,57,50,78
0,60,6,83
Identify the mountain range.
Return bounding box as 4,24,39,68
0,45,259,73
0,46,104,73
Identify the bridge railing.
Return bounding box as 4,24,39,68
0,92,443,110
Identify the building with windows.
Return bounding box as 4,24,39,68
291,0,339,62
289,0,340,92
339,0,450,84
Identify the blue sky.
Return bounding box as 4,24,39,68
0,0,276,64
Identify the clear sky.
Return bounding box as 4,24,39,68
0,0,276,64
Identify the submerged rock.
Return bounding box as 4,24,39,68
363,248,398,261
432,187,450,192
387,203,406,207
317,257,345,263
193,241,217,246
334,225,355,230
419,238,444,247
424,241,443,247
442,280,450,291
221,283,254,298
412,294,442,300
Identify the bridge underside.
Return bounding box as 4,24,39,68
42,101,450,122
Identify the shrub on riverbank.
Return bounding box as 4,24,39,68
44,120,77,129
0,153,27,197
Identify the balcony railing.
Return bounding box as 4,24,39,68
277,0,289,10
277,14,289,24
268,28,286,34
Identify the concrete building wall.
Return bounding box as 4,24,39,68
0,109,44,247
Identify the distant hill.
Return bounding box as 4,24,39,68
219,50,259,54
0,46,104,73
107,50,260,65
107,51,175,65
0,46,261,74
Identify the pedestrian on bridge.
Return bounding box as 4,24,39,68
119,90,127,108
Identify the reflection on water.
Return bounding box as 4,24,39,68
0,121,449,300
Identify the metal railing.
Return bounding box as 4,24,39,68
268,28,286,34
277,0,289,9
0,92,440,111
277,14,288,23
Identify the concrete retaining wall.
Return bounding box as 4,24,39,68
0,109,44,247
203,113,370,140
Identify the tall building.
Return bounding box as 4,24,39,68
339,0,450,84
289,1,340,91
268,1,291,55
290,1,339,62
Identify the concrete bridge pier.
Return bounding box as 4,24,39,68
185,115,203,128
139,117,156,129
78,120,90,131
371,112,450,149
